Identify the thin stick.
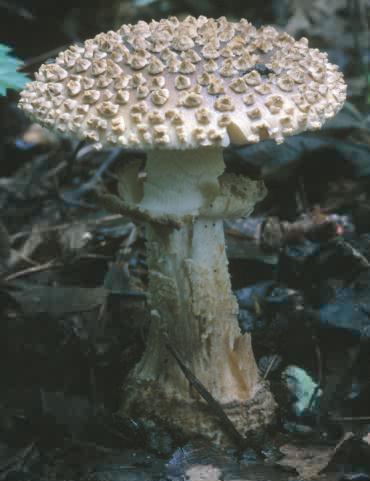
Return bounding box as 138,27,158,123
0,441,36,476
166,342,247,450
62,148,121,205
307,334,323,413
96,190,183,229
10,214,124,242
3,259,61,282
263,354,279,380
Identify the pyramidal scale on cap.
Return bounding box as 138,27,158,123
18,16,346,446
18,16,346,150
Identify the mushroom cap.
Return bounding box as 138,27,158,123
19,16,346,150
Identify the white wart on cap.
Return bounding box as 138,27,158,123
19,16,347,150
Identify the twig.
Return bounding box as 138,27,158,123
263,354,279,380
3,258,61,282
96,190,184,229
15,253,39,266
0,442,36,479
61,148,121,207
10,214,124,242
307,334,323,414
166,342,247,450
44,160,68,179
229,209,341,256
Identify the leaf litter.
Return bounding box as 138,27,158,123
1,1,370,480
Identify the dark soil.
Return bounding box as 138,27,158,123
0,1,370,480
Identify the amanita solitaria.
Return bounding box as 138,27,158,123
18,16,346,444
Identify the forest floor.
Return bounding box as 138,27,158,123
0,1,370,480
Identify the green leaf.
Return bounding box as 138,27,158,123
0,43,29,96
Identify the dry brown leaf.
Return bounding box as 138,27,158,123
277,433,353,480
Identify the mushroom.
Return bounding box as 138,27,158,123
18,16,346,444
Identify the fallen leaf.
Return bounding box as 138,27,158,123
277,433,353,480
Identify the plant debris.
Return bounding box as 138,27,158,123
1,1,370,479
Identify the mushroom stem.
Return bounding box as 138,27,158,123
121,148,275,444
143,217,258,400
